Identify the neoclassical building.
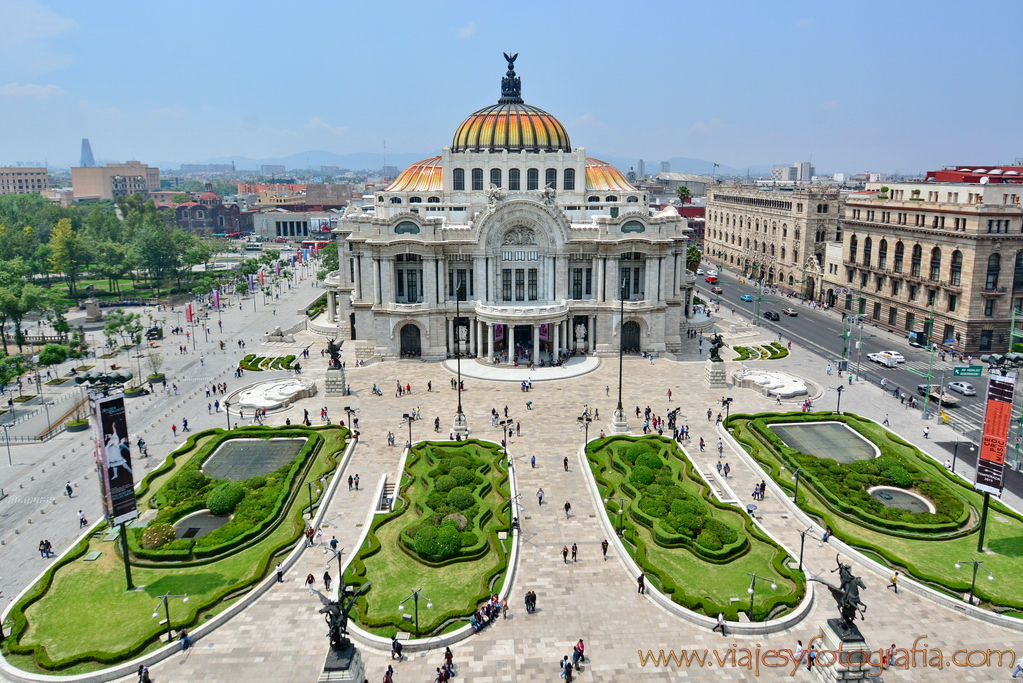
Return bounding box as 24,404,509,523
320,56,694,361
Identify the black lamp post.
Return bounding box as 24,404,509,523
224,400,231,429
577,414,592,444
954,558,994,605
306,480,319,519
791,467,804,503
343,406,356,429
402,413,414,447
722,397,733,419
828,385,844,414
326,547,344,594
797,526,823,572
498,418,513,460
745,572,778,622
613,275,628,429
152,592,189,643
398,588,433,638
604,495,626,536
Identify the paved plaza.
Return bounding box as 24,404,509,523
3,290,1022,683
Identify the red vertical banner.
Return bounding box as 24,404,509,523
258,270,265,286
185,303,193,323
976,372,1015,495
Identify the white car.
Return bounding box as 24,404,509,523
867,352,898,368
696,268,705,275
946,381,976,396
707,270,718,277
878,350,906,363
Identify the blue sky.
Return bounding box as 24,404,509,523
2,0,1021,173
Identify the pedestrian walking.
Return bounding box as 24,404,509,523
65,481,73,497
182,418,189,432
723,462,730,477
330,536,338,552
571,543,578,562
605,385,610,396
1010,655,1023,678
923,427,930,439
78,509,87,527
306,573,316,594
530,455,536,468
563,456,569,471
171,424,177,438
354,474,360,490
276,562,284,583
667,389,672,402
887,571,899,593
826,364,833,376
712,612,727,635
323,571,332,593
214,400,220,412
562,545,569,563
348,475,353,490
208,403,212,414
601,539,609,560
637,573,645,594
564,501,571,518
883,413,890,426
537,487,544,506
806,645,817,671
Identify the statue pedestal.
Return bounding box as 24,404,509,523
324,367,347,397
705,359,727,388
809,620,883,683
610,408,631,434
323,641,362,678
84,298,102,323
452,411,469,438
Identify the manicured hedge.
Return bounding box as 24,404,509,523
729,412,969,535
306,294,328,318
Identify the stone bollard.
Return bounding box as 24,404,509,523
19,483,24,489
41,468,45,473
52,499,58,505
27,518,32,524
14,528,19,534
40,508,45,515
30,476,34,481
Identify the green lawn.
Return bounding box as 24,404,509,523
4,426,346,671
349,440,510,637
730,412,1023,610
587,435,803,621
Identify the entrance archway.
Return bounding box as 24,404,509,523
622,320,641,353
399,324,421,358
806,279,816,300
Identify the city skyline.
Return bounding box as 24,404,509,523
2,0,1021,174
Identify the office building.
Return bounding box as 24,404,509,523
80,139,95,167
0,167,49,195
71,161,160,200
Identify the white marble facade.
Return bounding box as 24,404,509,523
319,57,694,361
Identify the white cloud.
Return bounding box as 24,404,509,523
457,21,476,38
819,100,839,110
0,0,78,77
689,119,723,134
796,18,812,28
0,82,64,98
306,117,349,136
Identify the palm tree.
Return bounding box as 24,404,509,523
686,244,702,273
676,185,691,204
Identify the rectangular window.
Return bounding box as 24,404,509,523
948,294,957,312
396,269,405,297
909,284,918,300
471,168,483,191
905,312,915,331
872,302,881,319
927,289,936,306
407,270,418,302
943,324,955,342
527,268,537,300
980,329,993,351
985,299,995,317
572,268,583,299
846,268,854,283
633,267,643,296
860,273,869,288
888,307,898,326
508,169,520,191
502,269,512,301
858,298,866,315
844,295,852,311
515,268,525,301
526,168,539,191
585,268,592,295
891,280,900,296
875,275,884,291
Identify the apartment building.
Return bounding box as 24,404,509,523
0,167,49,195
826,181,1023,353
71,161,160,200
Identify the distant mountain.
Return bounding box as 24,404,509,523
197,150,440,173
593,155,758,178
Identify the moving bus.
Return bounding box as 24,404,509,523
227,232,247,240
300,240,332,252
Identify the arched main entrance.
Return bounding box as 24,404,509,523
622,320,641,353
399,324,421,358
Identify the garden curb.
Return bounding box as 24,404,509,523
576,436,816,635
0,433,356,683
716,418,1023,634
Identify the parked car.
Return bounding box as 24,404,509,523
763,311,780,321
916,384,961,406
740,294,754,302
946,381,977,396
781,308,798,316
879,350,906,363
273,237,288,243
710,286,723,294
696,268,705,275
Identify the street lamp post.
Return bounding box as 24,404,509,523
745,572,778,622
325,547,345,595
612,276,629,432
797,526,823,572
152,592,189,643
577,414,592,444
603,495,626,536
954,558,994,605
498,418,513,462
306,480,319,520
402,413,414,447
951,438,974,474
343,406,356,429
453,279,468,437
397,588,434,638
721,397,733,419
827,385,844,414
224,400,231,430
791,467,804,503
2,423,11,466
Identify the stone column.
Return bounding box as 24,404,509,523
447,317,454,355
588,316,596,353
553,320,560,356
327,291,337,321
533,324,540,362
607,257,620,301
424,256,437,305
488,322,495,359
468,317,476,355
599,257,606,302
371,257,381,305
353,256,363,300
381,257,394,305
476,319,483,357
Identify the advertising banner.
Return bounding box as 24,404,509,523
258,270,265,286
976,371,1016,495
274,260,281,277
539,323,549,341
213,289,220,309
91,392,138,525
494,324,504,342
290,254,296,267
185,303,193,324
248,273,255,290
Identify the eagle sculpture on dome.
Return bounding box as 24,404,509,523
503,52,518,69
500,53,521,102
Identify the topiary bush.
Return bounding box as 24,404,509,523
205,482,245,515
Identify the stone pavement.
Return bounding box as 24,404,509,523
133,329,1023,683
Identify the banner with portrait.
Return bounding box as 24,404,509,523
91,392,139,526
976,371,1015,496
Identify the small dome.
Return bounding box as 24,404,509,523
451,54,570,153
585,158,636,191
386,156,443,192
200,191,220,200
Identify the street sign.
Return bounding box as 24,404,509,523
836,287,851,295
953,366,983,377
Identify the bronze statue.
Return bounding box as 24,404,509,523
708,333,727,362
326,338,343,369
809,555,868,638
318,599,349,651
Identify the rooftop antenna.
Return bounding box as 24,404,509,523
383,139,387,175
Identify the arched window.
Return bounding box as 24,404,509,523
471,168,483,191
782,224,787,237
894,242,905,272
627,196,638,202
509,168,521,190
1013,251,1023,292
878,240,888,269
587,196,600,203
911,244,922,277
849,235,858,262
389,197,402,204
527,168,539,190
545,168,557,189
950,250,963,286
929,247,941,281
862,237,872,267
781,247,786,260
453,168,465,191
563,168,575,190
605,196,618,203
490,168,502,188
409,196,422,203
794,228,801,241
788,275,795,285
987,253,1001,290
770,244,776,256
427,196,440,203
